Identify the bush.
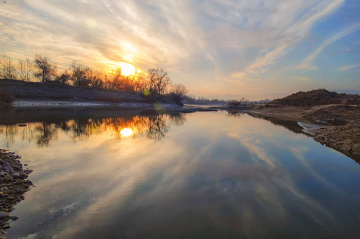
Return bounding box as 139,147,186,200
228,100,242,107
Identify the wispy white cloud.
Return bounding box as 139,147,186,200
236,0,345,75
0,0,357,98
339,64,360,71
298,22,360,70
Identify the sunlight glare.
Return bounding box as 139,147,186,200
119,62,136,76
120,128,133,137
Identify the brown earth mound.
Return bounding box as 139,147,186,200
272,89,358,106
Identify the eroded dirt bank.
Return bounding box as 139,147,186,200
247,105,360,162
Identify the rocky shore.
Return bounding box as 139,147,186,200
314,123,360,161
0,149,33,237
246,105,360,163
309,106,360,162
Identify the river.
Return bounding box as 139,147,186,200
1,109,360,238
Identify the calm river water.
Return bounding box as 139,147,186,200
0,109,360,239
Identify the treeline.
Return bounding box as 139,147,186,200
0,54,188,98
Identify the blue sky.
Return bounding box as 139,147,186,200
0,0,359,99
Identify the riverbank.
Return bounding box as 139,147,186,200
0,79,186,106
0,79,222,114
246,105,360,162
0,149,33,236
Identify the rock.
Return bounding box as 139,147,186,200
0,150,34,234
3,174,12,182
1,225,10,230
0,212,8,220
24,169,33,175
20,172,28,179
2,164,13,173
9,216,18,221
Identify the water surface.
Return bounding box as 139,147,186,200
1,109,360,239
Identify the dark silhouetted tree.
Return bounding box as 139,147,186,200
133,72,149,92
110,66,123,90
148,68,171,94
34,55,56,82
70,61,91,87
55,70,71,84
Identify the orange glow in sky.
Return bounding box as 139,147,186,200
119,62,136,76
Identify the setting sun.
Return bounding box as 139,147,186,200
119,62,136,76
120,128,133,137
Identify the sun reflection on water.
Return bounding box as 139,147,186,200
120,128,133,137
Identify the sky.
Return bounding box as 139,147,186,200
0,0,359,100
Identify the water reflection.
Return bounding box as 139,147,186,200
1,111,360,239
247,112,304,134
120,128,133,137
0,113,187,147
225,109,245,118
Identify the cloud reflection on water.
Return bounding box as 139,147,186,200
1,111,360,238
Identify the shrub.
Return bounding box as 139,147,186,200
228,100,242,107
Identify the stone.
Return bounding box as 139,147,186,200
2,164,13,173
3,174,12,182
0,212,8,220
0,150,34,234
9,216,18,221
24,169,33,175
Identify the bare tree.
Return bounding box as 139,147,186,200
24,58,33,81
1,55,17,79
55,70,71,84
34,55,56,82
89,70,104,88
17,58,33,81
110,66,124,90
147,68,171,94
170,83,188,98
69,61,90,87
133,72,149,92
